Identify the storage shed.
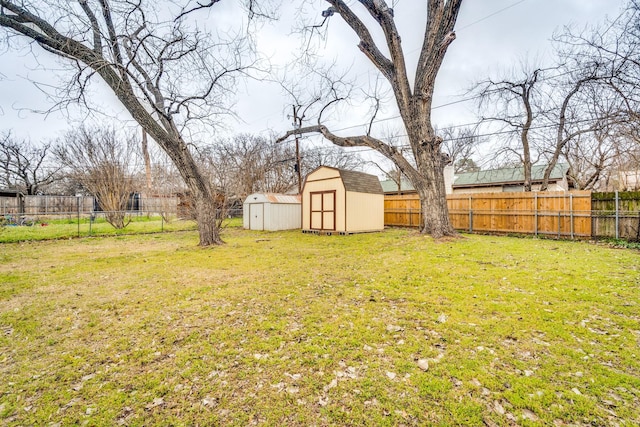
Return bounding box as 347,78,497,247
243,193,302,231
302,166,384,234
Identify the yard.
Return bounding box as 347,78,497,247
1,228,639,426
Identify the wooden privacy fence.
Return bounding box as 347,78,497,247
591,192,640,240
0,194,178,216
385,191,596,238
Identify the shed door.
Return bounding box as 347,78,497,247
250,204,264,230
310,191,335,231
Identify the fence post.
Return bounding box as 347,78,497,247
570,193,574,239
534,193,538,237
615,190,619,240
77,195,81,238
468,195,473,233
557,211,561,239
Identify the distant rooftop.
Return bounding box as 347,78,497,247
379,163,569,193
454,163,568,187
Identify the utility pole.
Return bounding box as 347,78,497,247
292,105,303,194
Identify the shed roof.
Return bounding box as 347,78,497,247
305,166,383,195
454,163,568,187
337,168,383,194
244,193,301,204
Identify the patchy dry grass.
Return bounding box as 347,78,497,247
1,229,639,426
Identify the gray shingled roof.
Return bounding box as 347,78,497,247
454,163,568,187
337,168,383,194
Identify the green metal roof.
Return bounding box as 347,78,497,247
379,164,569,192
380,179,415,193
453,164,568,187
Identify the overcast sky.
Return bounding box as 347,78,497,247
0,0,627,161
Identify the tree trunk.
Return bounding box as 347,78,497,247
141,130,152,194
169,145,223,246
413,136,456,238
193,190,223,246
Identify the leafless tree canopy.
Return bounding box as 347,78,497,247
0,0,263,245
277,1,464,238
196,134,366,205
438,126,481,173
54,126,140,228
472,0,640,192
197,134,297,204
0,132,61,195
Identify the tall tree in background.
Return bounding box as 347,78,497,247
0,0,261,246
439,126,481,173
0,132,61,195
198,134,298,204
474,2,639,192
277,1,463,238
197,134,366,205
474,61,618,191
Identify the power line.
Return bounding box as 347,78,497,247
296,64,606,137
246,0,531,130
456,0,527,32
301,115,610,156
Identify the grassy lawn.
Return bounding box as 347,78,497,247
0,215,245,243
1,228,639,426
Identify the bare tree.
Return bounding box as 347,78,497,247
474,57,620,192
276,1,463,238
0,0,261,245
301,145,367,177
557,1,640,124
439,126,481,173
563,129,618,190
0,131,61,194
473,65,546,191
199,134,298,204
54,126,139,228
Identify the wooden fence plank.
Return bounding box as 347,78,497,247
384,191,594,238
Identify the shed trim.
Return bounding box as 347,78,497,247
309,190,336,231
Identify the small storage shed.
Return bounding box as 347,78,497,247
302,166,384,234
243,193,302,231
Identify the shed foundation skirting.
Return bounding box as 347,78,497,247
302,228,384,235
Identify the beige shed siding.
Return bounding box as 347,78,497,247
346,191,384,232
302,166,384,233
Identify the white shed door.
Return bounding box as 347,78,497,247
250,204,264,230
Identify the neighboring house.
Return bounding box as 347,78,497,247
380,166,455,195
453,164,572,193
380,164,573,194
